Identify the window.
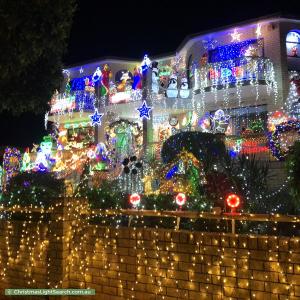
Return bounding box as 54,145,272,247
286,31,300,58
211,105,268,135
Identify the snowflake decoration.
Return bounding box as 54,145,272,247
202,38,218,50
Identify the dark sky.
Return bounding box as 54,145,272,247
0,0,298,149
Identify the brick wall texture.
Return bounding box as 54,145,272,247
0,200,300,300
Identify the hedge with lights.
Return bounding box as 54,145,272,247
3,172,64,207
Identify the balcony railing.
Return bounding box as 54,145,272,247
194,57,277,92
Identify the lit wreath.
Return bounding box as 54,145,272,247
269,120,300,160
3,147,22,182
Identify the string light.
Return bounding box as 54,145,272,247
230,28,241,42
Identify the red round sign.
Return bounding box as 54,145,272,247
129,193,141,207
226,194,240,209
175,193,186,206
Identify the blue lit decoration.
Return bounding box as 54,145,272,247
90,109,103,126
92,67,102,84
137,101,152,119
75,91,96,111
165,165,179,180
141,54,151,75
208,39,262,63
62,76,96,111
70,76,91,91
269,120,300,160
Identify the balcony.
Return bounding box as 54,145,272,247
193,57,277,94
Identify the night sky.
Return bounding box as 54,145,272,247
0,0,298,149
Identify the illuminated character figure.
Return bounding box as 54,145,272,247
292,46,298,57
151,62,159,94
100,64,112,96
200,52,208,66
179,77,189,98
211,109,230,133
166,74,178,98
160,76,168,88
291,75,300,98
132,67,142,90
34,136,54,172
117,72,131,92
20,148,32,172
198,113,211,132
141,54,151,75
84,77,95,93
92,67,102,84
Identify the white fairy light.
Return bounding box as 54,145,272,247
256,23,262,38
230,28,241,42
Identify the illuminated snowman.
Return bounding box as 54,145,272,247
166,74,178,98
151,66,159,94
35,137,53,171
211,109,230,133
179,77,189,98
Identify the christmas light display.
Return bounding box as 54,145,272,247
141,54,151,74
34,136,55,172
226,193,240,209
230,28,241,42
269,120,300,160
211,109,230,133
175,192,186,206
89,109,103,126
3,148,22,184
255,23,262,38
129,193,141,207
137,101,152,119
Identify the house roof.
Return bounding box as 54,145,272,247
65,13,300,68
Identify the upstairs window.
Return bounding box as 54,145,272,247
286,31,300,58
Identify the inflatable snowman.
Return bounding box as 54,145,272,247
179,77,189,98
166,74,178,98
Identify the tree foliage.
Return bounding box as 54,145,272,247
286,141,300,208
161,132,226,171
3,172,64,207
0,0,76,114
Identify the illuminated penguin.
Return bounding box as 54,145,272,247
166,74,178,98
179,77,189,98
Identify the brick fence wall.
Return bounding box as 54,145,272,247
0,200,300,300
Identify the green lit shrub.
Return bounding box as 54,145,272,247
3,172,64,207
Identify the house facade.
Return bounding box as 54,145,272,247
48,14,300,164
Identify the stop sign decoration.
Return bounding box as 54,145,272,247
226,194,240,210
129,193,141,207
175,193,186,206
